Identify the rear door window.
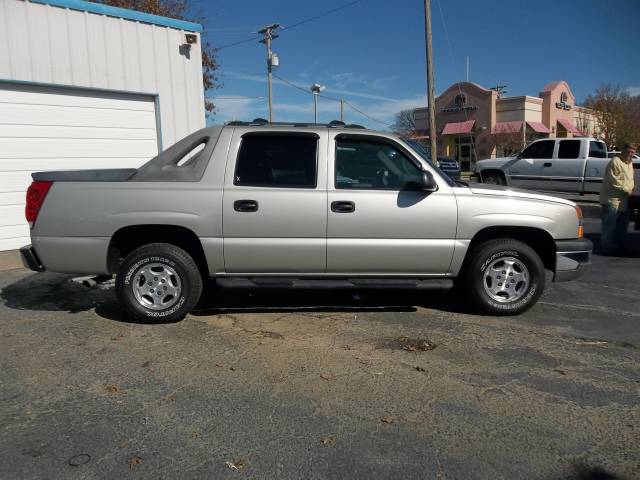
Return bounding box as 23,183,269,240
521,140,555,159
234,134,317,188
558,140,581,159
588,141,607,158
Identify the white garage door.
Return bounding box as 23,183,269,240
0,83,160,251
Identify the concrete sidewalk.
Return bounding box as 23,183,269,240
0,250,22,272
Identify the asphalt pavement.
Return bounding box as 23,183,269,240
0,214,639,479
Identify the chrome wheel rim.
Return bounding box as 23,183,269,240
132,263,182,310
482,256,530,303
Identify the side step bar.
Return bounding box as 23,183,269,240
216,277,454,290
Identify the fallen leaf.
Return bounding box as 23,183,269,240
225,458,247,470
320,435,336,445
381,415,395,424
119,440,129,449
103,384,119,395
128,456,142,470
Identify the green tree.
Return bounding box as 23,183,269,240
99,0,220,115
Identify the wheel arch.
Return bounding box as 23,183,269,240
107,224,208,276
479,169,507,184
460,226,556,275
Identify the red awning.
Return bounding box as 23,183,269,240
441,120,475,135
492,121,523,134
526,121,551,134
557,119,583,136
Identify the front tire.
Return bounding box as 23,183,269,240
463,239,545,315
481,171,505,185
115,243,202,323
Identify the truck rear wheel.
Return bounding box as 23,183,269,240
115,243,202,323
463,239,545,315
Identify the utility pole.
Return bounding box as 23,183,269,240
466,56,469,82
340,99,344,122
258,23,280,122
423,0,437,164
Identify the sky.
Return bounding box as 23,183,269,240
192,0,640,129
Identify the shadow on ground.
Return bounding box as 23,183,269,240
560,463,624,480
585,231,640,257
1,273,472,324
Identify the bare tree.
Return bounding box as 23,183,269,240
490,127,524,157
583,84,640,148
392,109,418,137
100,0,221,116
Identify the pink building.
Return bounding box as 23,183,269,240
414,80,599,171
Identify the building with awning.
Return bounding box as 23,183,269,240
414,80,600,170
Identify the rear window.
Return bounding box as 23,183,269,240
588,141,607,158
234,135,318,188
558,140,581,159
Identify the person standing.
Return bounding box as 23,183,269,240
599,143,636,254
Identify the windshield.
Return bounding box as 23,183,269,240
404,139,457,187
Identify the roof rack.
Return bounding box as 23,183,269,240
227,118,366,129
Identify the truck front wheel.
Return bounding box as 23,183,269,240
463,239,545,315
481,171,506,185
115,243,202,323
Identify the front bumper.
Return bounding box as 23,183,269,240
553,238,592,282
20,245,45,272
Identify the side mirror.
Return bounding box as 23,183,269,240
421,171,438,192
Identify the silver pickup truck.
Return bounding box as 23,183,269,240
474,137,639,194
20,121,591,322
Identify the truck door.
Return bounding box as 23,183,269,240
583,140,608,194
507,140,555,191
326,134,457,275
222,129,327,273
548,139,583,193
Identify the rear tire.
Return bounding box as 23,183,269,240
115,243,202,323
463,239,545,315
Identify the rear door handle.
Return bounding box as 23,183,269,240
331,201,355,213
234,199,259,212
543,162,553,167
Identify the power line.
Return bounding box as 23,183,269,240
342,100,392,127
272,73,391,127
280,0,363,32
217,0,364,50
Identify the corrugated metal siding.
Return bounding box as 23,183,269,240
0,0,206,147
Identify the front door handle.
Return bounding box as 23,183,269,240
234,199,259,212
543,162,552,167
331,201,355,213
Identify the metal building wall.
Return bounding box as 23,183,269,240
0,0,206,147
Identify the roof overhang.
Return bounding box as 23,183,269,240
30,0,203,32
557,119,584,136
442,120,475,135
